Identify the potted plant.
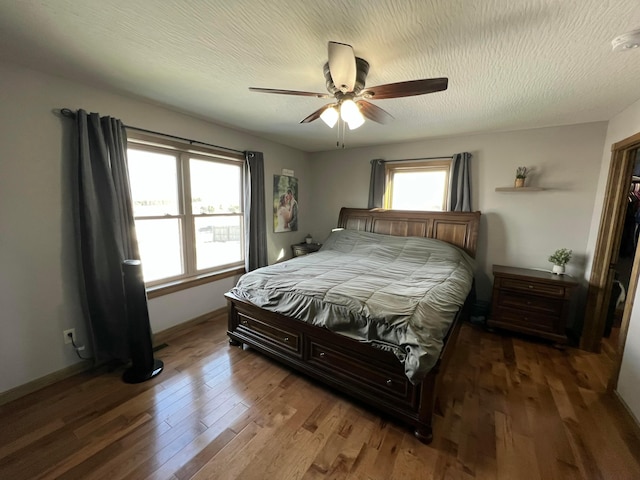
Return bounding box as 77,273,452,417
515,167,529,188
548,248,572,274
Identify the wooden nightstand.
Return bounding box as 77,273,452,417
291,242,322,257
487,265,578,344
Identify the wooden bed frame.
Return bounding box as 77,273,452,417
225,207,480,443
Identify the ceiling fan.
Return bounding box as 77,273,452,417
249,41,448,131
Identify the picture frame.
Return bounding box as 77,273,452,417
273,175,299,232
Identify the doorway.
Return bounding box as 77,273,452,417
582,131,640,385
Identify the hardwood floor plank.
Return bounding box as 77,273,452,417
494,410,541,480
390,434,439,480
267,400,351,479
144,404,248,480
34,412,152,480
1,319,640,480
228,379,328,480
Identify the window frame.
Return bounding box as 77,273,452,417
127,132,245,289
384,160,452,211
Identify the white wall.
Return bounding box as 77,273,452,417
591,97,640,423
309,123,607,302
0,61,311,395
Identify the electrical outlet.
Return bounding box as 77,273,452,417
63,328,76,345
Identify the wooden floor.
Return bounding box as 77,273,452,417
1,316,640,480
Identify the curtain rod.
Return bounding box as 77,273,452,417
381,156,453,163
59,108,245,155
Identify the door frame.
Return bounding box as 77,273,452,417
582,131,640,356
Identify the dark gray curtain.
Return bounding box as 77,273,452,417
448,152,472,212
73,110,141,362
367,159,386,208
244,151,267,271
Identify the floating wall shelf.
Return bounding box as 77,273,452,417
495,187,545,192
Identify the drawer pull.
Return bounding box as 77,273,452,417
241,320,248,326
528,285,534,289
386,379,393,386
284,336,289,342
319,352,325,358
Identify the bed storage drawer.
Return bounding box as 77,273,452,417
235,311,301,355
307,339,415,406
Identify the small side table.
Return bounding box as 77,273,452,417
487,265,578,344
291,242,322,257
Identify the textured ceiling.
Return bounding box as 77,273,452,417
1,0,639,152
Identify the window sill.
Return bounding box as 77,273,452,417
146,266,245,299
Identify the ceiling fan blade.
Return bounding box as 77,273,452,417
249,87,330,98
328,41,357,93
300,104,333,124
357,100,394,124
362,78,448,100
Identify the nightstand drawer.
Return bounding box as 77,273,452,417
497,291,563,316
493,306,555,332
500,278,566,298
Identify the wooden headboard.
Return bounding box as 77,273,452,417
337,207,481,258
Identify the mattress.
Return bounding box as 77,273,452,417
229,229,475,382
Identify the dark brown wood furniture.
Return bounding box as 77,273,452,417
225,207,481,443
291,242,322,257
488,265,579,344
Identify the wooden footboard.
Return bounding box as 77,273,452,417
225,290,467,443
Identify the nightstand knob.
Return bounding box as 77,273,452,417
528,285,534,289
284,336,289,342
386,379,393,386
241,320,248,326
319,352,325,358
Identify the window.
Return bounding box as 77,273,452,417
384,161,451,211
127,135,244,285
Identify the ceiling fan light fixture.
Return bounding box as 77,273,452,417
347,115,365,130
320,105,339,128
340,99,364,125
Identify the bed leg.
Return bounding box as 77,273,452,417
414,424,433,444
228,338,241,347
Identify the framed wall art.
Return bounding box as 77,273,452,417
273,175,298,232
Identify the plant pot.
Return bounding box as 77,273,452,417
305,237,313,244
514,177,525,188
552,264,565,275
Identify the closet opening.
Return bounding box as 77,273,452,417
582,130,640,391
601,151,640,357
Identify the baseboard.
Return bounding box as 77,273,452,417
153,306,227,346
613,390,640,437
0,307,228,407
0,359,93,407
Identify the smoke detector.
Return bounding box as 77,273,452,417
612,29,640,52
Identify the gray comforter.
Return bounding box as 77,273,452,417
230,229,475,382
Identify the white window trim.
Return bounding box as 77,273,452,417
127,132,245,289
384,160,452,211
